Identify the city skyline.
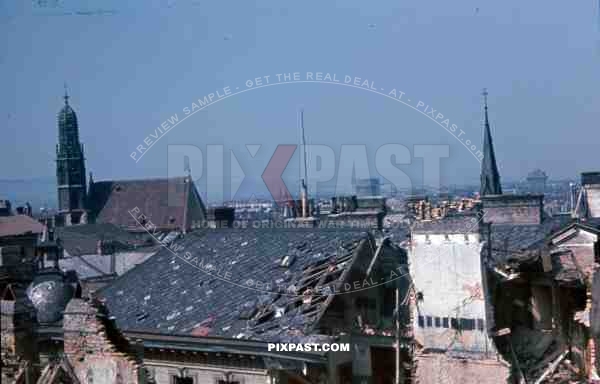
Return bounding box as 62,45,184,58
1,0,599,189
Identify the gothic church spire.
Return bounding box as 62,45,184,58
480,89,502,196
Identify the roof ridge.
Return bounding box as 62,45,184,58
92,176,189,184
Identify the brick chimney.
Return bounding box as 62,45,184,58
482,194,544,225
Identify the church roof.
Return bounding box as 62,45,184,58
87,177,207,232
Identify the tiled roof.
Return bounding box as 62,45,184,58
98,228,372,342
87,177,206,230
484,215,572,266
0,215,44,237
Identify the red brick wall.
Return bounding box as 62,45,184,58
63,298,142,384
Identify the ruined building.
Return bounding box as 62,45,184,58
98,226,414,383
407,90,511,384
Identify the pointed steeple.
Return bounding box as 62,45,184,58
64,82,69,105
480,89,502,196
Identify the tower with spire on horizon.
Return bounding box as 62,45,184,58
56,85,87,225
480,89,502,197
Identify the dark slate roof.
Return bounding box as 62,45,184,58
412,213,481,234
56,223,150,256
98,228,372,342
87,177,207,231
0,215,44,237
485,215,573,265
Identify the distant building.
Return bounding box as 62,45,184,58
87,177,207,233
52,91,207,232
355,178,381,197
523,169,548,195
55,90,87,226
0,200,11,216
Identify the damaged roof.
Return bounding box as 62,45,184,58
484,215,571,266
98,228,373,343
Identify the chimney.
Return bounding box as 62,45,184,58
482,194,544,225
110,252,116,275
207,207,235,228
581,172,600,219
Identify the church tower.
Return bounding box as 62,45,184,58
480,89,502,197
56,86,87,225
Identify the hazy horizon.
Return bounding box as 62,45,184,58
1,1,599,199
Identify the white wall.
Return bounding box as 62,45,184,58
409,232,494,353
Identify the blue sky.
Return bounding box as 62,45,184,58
1,0,599,200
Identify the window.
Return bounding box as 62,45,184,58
173,378,193,384
355,297,377,323
444,234,450,241
451,318,459,330
425,234,431,244
464,234,470,243
418,315,425,327
434,317,441,328
442,317,449,328
382,288,394,317
460,318,476,331
477,318,485,331
426,316,432,327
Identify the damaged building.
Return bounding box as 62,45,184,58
97,226,413,383
484,172,600,383
406,91,511,384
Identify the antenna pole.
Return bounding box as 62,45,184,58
299,106,309,217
